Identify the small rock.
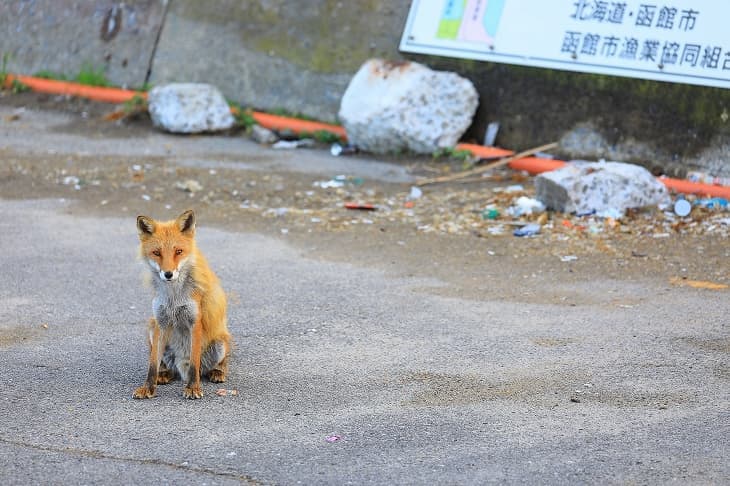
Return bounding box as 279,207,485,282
536,161,670,215
148,83,235,133
251,124,279,144
338,59,478,154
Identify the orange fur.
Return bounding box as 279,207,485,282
132,210,230,400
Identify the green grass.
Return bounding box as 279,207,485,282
33,70,68,80
74,63,109,87
432,146,473,162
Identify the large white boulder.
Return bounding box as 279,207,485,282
535,161,670,215
148,83,235,133
338,59,478,154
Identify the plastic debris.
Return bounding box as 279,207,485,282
409,186,423,200
513,223,541,237
330,143,358,156
215,389,238,396
483,121,500,146
344,202,376,211
696,197,728,210
669,277,728,290
272,139,315,150
481,207,500,220
325,435,342,443
507,196,545,217
175,179,203,193
560,255,578,262
674,199,692,217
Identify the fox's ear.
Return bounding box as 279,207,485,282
137,215,156,237
177,210,195,235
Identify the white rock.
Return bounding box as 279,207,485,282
148,83,235,133
536,161,670,215
338,59,478,154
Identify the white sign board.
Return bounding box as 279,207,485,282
400,0,730,89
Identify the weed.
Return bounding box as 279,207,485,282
10,79,29,93
432,146,473,162
74,63,109,87
228,102,256,131
300,130,344,144
0,52,9,86
123,93,148,113
33,70,67,81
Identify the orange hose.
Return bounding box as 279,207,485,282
456,142,729,198
250,112,347,139
6,74,146,104
5,73,730,199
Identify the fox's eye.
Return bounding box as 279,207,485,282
152,250,161,257
175,249,183,255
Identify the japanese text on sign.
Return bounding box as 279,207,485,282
400,0,730,88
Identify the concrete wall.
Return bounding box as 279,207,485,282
2,0,728,176
1,0,166,88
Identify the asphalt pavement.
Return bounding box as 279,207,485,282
0,196,728,485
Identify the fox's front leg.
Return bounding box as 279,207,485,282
183,320,203,399
133,318,161,399
183,298,204,399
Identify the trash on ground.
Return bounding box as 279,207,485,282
483,121,500,146
330,143,358,156
560,255,578,262
669,277,728,290
408,186,423,200
215,388,239,396
272,139,315,150
175,179,203,193
513,223,541,237
674,199,692,217
344,202,376,211
507,196,545,217
325,434,342,443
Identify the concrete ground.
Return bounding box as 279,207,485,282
0,97,728,485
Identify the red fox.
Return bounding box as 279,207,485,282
133,210,231,400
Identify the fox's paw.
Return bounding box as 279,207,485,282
208,369,226,383
183,385,203,399
157,370,174,385
133,385,156,399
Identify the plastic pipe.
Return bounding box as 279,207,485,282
5,73,730,198
456,142,730,198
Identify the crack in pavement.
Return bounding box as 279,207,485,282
0,437,262,484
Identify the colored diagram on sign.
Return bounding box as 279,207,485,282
436,0,506,46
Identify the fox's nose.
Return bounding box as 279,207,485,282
164,271,173,280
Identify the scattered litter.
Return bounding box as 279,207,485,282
408,186,423,200
344,202,376,211
175,179,203,193
502,184,525,193
483,121,500,146
330,143,358,156
141,194,151,201
507,196,545,217
325,435,342,443
215,389,239,396
674,199,691,217
513,223,541,237
272,139,315,150
696,197,728,210
669,277,728,290
62,175,80,186
560,255,578,262
487,225,505,235
481,207,500,220
313,175,363,189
